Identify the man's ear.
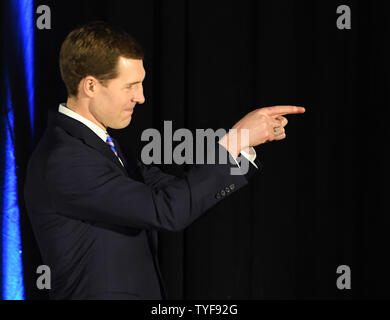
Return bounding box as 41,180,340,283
82,76,99,98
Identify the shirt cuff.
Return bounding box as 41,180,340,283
232,147,259,169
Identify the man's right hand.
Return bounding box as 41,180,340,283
219,106,306,158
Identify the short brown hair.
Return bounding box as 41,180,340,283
59,21,144,97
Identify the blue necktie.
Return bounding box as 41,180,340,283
106,134,122,165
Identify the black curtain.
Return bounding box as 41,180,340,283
8,0,390,299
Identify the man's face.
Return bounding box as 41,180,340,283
90,57,146,130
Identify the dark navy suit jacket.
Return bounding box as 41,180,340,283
23,109,262,300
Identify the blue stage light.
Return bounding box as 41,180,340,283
1,77,25,300
1,0,35,300
16,0,35,132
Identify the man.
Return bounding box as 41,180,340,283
24,22,305,300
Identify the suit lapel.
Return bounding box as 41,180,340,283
48,109,128,176
110,136,128,168
110,136,144,183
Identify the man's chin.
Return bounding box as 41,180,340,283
111,118,132,130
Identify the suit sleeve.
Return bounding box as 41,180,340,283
46,143,263,232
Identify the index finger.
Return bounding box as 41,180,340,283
263,106,306,116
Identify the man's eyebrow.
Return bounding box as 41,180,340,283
124,81,142,86
124,73,146,87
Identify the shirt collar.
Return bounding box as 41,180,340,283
58,103,108,142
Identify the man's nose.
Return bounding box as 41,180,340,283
133,88,145,104
137,94,145,104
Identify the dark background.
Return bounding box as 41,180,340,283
2,0,390,299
